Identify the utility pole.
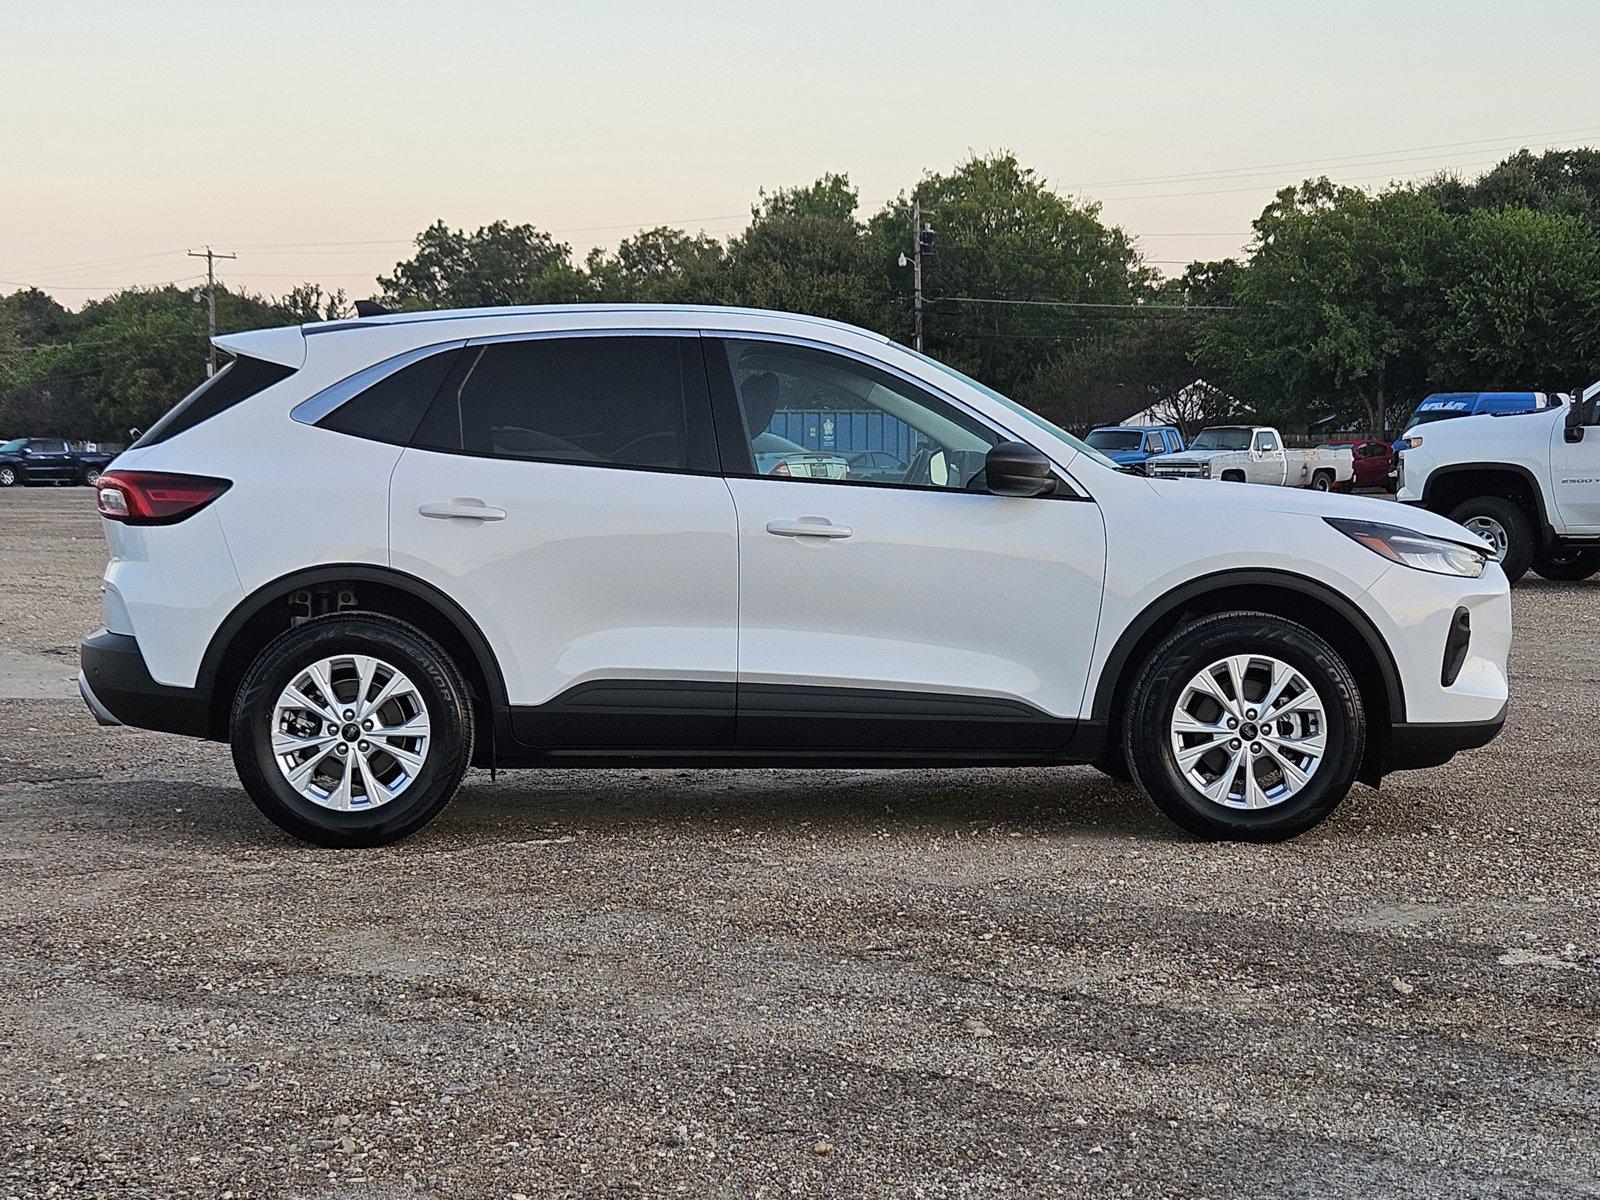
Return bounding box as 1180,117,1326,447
911,197,925,352
187,246,237,376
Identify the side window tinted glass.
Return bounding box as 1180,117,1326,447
131,355,297,449
318,349,462,446
414,336,709,471
718,340,998,489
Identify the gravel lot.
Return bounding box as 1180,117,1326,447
1,485,1597,1199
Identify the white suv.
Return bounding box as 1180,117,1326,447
79,305,1511,847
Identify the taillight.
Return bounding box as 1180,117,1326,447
95,471,231,525
769,459,792,476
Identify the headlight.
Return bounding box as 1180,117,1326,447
1200,461,1212,478
1399,436,1424,450
1325,517,1486,578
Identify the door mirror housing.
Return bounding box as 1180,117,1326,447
984,441,1057,498
1566,394,1590,442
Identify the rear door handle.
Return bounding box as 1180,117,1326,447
419,498,506,522
765,517,852,539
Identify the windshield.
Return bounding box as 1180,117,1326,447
1191,428,1253,451
896,345,1122,470
0,439,24,453
1086,430,1142,451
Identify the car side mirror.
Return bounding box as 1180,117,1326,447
985,441,1057,498
1566,398,1588,443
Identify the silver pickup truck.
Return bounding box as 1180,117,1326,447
1144,425,1354,491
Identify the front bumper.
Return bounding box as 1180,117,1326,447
1382,701,1507,772
79,629,213,738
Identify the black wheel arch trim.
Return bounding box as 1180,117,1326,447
1089,568,1407,726
1419,462,1554,542
198,563,511,712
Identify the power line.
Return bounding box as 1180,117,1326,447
1068,124,1600,190
938,296,1235,311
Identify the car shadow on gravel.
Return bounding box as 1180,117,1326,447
10,766,1184,850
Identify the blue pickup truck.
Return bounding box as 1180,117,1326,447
1085,424,1186,471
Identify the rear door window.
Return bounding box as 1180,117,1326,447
412,335,717,472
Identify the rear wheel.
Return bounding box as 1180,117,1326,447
1311,470,1334,492
1123,612,1365,842
231,615,474,847
1532,547,1600,582
1448,496,1533,584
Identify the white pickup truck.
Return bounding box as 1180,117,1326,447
1398,381,1600,583
1144,425,1354,491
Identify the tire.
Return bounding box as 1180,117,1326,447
80,466,101,487
1122,612,1365,842
1447,496,1533,584
1221,470,1246,483
1311,471,1333,492
1532,547,1600,582
230,614,475,847
0,466,15,487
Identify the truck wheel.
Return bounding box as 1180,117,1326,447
1448,497,1533,584
1221,470,1245,483
1311,470,1334,492
0,466,14,487
230,614,474,847
80,466,102,486
1532,547,1600,582
1123,612,1365,842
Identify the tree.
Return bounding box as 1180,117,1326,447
585,226,726,303
866,154,1153,399
1426,148,1600,226
378,220,588,309
274,283,352,324
1430,207,1600,389
1195,179,1449,435
715,174,890,330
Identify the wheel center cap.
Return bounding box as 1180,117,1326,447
341,722,361,742
1239,721,1259,740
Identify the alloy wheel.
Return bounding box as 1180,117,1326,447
270,654,431,811
1461,515,1508,562
1169,654,1327,810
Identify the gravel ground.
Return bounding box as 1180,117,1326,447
1,485,1597,1199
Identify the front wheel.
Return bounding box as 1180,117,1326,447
1532,547,1600,582
1448,496,1533,584
230,615,474,847
0,466,16,487
80,466,102,486
1123,612,1365,842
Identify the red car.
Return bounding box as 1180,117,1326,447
1319,438,1396,491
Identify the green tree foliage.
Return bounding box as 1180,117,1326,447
1195,179,1450,434
378,220,588,309
716,174,890,330
1426,148,1600,226
867,154,1151,397
1430,207,1600,389
585,226,727,303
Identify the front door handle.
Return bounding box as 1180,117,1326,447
419,498,506,522
766,517,852,539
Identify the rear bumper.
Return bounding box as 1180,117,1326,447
1383,701,1507,772
79,629,213,738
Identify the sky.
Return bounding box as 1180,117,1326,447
5,0,1600,307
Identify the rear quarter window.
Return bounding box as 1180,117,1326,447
132,355,296,448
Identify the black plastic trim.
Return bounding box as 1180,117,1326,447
1419,462,1554,544
1441,607,1471,687
1384,703,1506,772
79,630,211,737
505,679,1084,762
